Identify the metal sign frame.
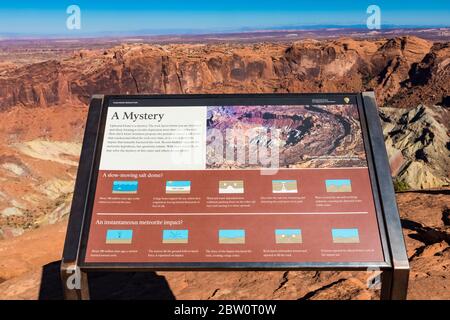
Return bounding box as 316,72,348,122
60,92,409,300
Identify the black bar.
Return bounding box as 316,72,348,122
380,270,393,300
107,93,358,107
61,96,104,263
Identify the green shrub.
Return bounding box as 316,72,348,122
393,178,410,192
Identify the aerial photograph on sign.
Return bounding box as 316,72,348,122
206,105,367,169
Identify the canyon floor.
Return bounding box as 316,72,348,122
0,190,448,300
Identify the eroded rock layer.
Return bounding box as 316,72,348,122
0,36,448,110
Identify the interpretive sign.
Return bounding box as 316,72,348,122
61,93,409,300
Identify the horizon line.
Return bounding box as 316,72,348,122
1,24,449,40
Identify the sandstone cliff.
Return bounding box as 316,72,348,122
0,36,448,110
382,105,450,189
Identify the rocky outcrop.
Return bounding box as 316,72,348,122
0,106,85,238
381,105,449,189
0,36,448,110
368,37,433,102
0,190,448,300
0,60,71,108
389,42,450,108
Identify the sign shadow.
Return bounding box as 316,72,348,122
39,261,175,300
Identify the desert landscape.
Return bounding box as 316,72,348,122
0,31,449,299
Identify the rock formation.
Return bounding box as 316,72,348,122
381,105,449,189
0,36,448,109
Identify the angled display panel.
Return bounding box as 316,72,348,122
74,94,392,269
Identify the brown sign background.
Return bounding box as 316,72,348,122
85,168,384,263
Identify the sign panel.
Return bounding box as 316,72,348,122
80,95,386,266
